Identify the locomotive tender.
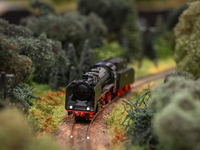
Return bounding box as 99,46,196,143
65,57,134,120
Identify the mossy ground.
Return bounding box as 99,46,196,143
28,85,66,135
129,57,176,78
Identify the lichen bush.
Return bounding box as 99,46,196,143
150,76,200,150
163,71,195,83
149,76,198,113
174,1,200,79
0,108,64,150
0,36,33,88
122,87,157,149
10,33,66,69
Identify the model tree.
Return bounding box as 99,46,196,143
0,18,67,71
123,0,142,60
80,39,94,74
78,0,142,60
0,18,68,107
78,0,128,33
0,36,33,88
21,0,107,59
67,43,80,77
30,0,57,16
0,34,35,112
174,1,200,79
48,43,80,89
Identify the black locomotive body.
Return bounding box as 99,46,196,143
65,57,134,120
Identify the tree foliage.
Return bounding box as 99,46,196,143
150,76,200,150
174,1,200,79
78,0,142,60
80,39,94,74
0,108,64,150
0,18,67,70
78,0,129,33
164,71,195,83
0,18,33,38
67,43,80,81
166,3,188,30
22,0,107,58
123,0,142,60
30,0,57,16
94,41,126,63
0,18,68,108
0,36,33,88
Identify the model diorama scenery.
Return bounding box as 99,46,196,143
1,0,200,150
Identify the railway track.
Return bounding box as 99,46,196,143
55,67,176,150
69,89,124,150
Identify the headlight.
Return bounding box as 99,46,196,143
69,105,73,109
86,107,90,111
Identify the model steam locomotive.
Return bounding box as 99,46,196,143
65,57,134,120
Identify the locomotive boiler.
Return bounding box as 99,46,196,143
65,57,134,120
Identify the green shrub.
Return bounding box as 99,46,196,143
8,83,39,113
154,34,173,59
22,0,107,58
122,87,156,148
78,0,129,33
94,41,126,63
150,77,200,150
164,71,195,83
0,108,64,150
0,36,33,88
0,18,68,90
78,0,142,60
174,1,200,79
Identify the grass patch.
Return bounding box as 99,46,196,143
129,57,176,78
104,101,130,146
27,84,66,134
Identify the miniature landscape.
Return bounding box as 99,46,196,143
1,0,200,150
